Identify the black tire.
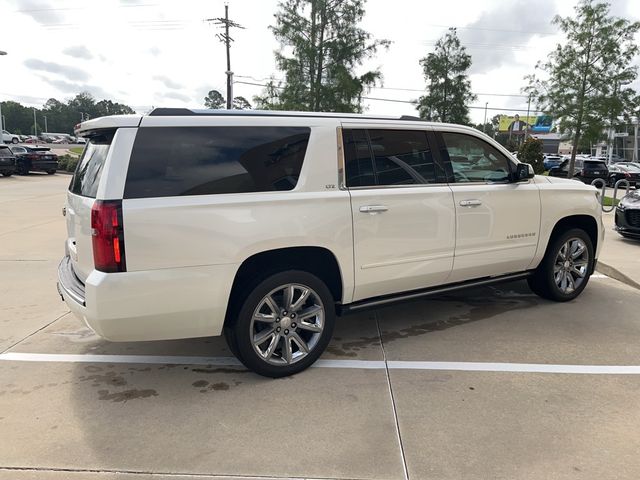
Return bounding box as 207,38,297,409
527,228,594,302
2,172,12,177
47,170,56,175
226,270,335,378
609,176,617,188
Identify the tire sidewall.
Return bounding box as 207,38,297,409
232,270,335,377
541,228,594,301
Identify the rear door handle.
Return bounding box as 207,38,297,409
359,205,389,213
459,199,482,207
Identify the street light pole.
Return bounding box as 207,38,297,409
33,108,37,136
43,115,47,134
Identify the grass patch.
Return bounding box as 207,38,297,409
69,147,84,155
602,196,620,207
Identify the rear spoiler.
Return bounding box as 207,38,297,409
74,115,143,137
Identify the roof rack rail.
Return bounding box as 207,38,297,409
148,108,426,122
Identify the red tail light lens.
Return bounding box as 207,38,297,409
91,200,126,273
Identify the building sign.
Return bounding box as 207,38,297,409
498,114,553,134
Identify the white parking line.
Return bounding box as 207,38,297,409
3,352,640,374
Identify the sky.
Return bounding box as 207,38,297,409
1,0,639,124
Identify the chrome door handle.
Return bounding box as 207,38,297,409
359,205,389,213
459,199,482,207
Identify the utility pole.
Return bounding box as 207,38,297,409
483,102,488,134
33,108,37,136
43,115,47,134
205,4,244,110
524,93,531,140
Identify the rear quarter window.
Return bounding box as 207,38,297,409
69,131,114,198
124,127,311,199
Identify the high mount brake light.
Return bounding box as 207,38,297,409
91,200,126,273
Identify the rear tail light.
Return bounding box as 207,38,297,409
91,200,126,273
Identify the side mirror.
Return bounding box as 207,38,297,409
514,163,535,182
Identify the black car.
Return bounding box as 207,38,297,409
10,145,58,175
615,190,640,239
549,158,608,184
0,145,17,177
607,162,640,188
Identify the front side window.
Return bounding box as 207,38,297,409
125,127,310,199
343,128,436,187
441,132,512,183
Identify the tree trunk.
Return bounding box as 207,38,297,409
569,125,581,178
314,1,326,111
308,0,317,111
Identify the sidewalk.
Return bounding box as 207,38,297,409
597,211,640,289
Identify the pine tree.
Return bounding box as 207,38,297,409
416,28,476,125
255,0,389,112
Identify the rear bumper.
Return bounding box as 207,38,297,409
57,256,238,341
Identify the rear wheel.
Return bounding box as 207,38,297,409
2,172,12,177
47,170,56,175
11,137,18,144
528,228,594,302
226,270,335,377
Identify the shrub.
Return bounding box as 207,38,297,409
57,155,69,171
518,137,545,174
65,157,79,172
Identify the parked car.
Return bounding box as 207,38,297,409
549,158,608,184
607,163,640,188
543,154,563,170
0,145,17,176
57,109,603,377
24,136,40,144
10,145,58,174
615,190,640,239
2,129,20,144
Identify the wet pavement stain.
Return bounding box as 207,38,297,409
97,388,158,403
191,367,248,375
192,379,240,393
79,371,127,387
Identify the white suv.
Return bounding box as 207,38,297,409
58,109,604,377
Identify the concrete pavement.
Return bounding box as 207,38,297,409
598,210,640,289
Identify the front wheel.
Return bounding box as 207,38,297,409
226,270,335,377
528,228,594,301
11,137,19,144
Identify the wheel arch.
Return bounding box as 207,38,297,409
225,246,344,323
547,214,599,273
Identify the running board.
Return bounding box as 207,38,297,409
338,271,533,315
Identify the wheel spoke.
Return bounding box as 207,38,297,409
571,266,586,278
558,244,568,260
253,328,275,346
297,321,322,333
264,295,280,315
297,305,322,321
571,243,586,259
283,285,295,311
566,273,576,291
253,313,276,324
263,333,280,360
282,337,293,364
290,332,310,353
290,288,310,312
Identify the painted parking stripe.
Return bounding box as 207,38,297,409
3,352,640,374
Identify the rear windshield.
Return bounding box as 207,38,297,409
584,161,606,169
124,126,310,199
0,146,12,156
69,131,114,198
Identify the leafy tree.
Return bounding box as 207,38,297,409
525,0,640,176
518,137,545,174
232,96,252,110
203,89,252,110
255,0,390,112
416,28,476,124
204,90,225,109
473,114,501,137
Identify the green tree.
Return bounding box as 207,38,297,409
416,28,476,124
473,114,501,137
204,90,225,109
518,137,545,174
255,0,390,112
525,0,640,176
203,90,252,110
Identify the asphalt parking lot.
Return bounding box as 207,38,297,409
2,174,640,480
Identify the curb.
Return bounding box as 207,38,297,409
596,261,640,291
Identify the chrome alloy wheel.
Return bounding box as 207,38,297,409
553,237,589,294
250,283,325,366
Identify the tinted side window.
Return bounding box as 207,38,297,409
441,132,512,183
343,129,436,187
343,129,375,187
124,127,310,199
69,130,114,198
368,129,436,185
